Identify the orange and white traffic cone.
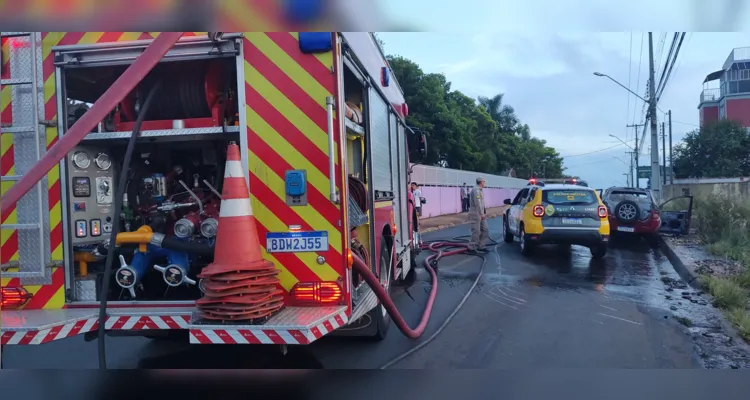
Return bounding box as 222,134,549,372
196,141,283,322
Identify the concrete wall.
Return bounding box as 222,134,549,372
418,187,520,218
410,164,527,218
663,177,750,199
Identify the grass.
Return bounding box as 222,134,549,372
691,194,750,340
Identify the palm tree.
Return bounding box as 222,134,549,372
477,94,519,135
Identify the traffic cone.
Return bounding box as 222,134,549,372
195,141,283,322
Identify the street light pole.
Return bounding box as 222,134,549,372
647,32,661,200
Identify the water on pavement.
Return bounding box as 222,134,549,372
4,217,750,368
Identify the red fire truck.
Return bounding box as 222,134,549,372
1,32,427,350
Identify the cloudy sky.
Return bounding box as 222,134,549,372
373,0,750,189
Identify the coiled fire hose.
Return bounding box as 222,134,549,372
351,234,498,368
97,81,161,370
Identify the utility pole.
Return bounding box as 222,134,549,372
668,110,674,184
647,32,661,200
626,123,644,188
626,151,635,187
661,122,667,186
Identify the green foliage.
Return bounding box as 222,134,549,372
385,55,564,178
672,119,750,179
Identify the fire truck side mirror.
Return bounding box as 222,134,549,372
418,133,427,157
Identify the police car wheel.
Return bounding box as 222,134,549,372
520,226,534,256
503,215,514,243
590,244,607,259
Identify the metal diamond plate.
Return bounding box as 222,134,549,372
189,305,348,330
349,283,378,323
82,126,241,140
74,278,98,301
4,32,51,285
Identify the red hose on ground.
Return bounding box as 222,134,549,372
351,241,471,339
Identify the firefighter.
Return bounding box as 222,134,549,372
469,177,489,252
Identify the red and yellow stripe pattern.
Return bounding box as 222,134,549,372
243,32,345,294
3,32,345,309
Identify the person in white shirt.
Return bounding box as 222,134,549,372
460,183,469,212
411,182,423,218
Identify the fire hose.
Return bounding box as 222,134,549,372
97,81,161,370
351,234,498,368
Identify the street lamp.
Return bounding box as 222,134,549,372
608,134,634,150
593,72,649,103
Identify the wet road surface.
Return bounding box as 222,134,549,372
4,217,747,368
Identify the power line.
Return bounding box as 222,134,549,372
657,33,686,101
625,32,633,142
655,33,679,97
564,158,616,169
561,143,626,158
660,32,692,99
631,33,645,126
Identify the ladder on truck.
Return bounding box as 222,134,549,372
1,32,51,282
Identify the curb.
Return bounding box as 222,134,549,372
658,235,701,290
420,212,504,234
659,236,750,346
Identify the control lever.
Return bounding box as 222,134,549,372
153,264,196,287
178,179,204,215
114,255,138,298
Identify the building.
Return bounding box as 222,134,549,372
698,47,750,128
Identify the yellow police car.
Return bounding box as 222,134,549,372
502,183,610,258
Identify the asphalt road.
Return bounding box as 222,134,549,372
2,216,712,369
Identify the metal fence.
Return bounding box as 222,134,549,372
410,164,527,189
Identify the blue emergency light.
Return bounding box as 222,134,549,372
298,32,332,54
284,0,324,23
285,170,307,197
381,67,390,87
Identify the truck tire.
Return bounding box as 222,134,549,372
402,250,418,285
367,237,394,341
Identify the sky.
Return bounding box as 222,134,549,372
370,0,750,189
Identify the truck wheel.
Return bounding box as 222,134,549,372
402,250,418,285
368,237,394,341
519,226,534,256
502,215,514,243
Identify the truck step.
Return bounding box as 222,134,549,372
188,306,348,345
1,306,349,346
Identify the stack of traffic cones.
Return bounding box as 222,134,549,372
195,142,283,322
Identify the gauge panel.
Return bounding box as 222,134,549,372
67,146,116,246
72,151,91,169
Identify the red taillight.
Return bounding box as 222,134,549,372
291,281,343,305
1,287,32,309
532,205,544,217
598,205,608,218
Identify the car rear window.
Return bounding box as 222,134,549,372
543,189,598,205
606,191,653,205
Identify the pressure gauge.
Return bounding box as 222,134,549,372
94,153,112,170
72,151,91,169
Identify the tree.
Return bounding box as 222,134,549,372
386,53,564,178
672,119,750,178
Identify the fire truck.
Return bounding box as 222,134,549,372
1,32,428,349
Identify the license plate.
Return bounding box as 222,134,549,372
617,226,635,233
560,218,583,225
266,231,329,253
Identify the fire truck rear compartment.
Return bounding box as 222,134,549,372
59,47,241,304
67,140,234,303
